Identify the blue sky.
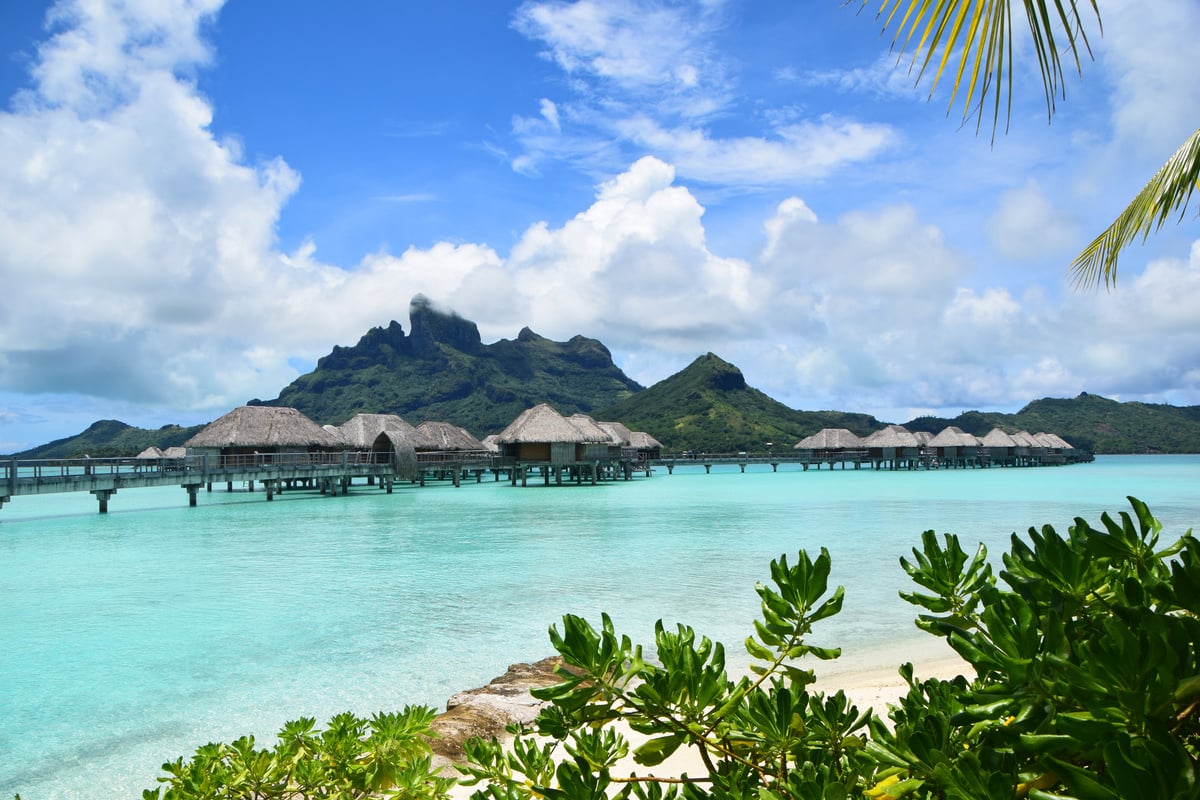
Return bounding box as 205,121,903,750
1,0,1197,452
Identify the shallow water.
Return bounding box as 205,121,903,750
2,455,1197,798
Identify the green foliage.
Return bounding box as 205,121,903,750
596,352,881,453
7,419,203,459
145,707,456,800
257,305,642,436
461,497,1200,800
904,392,1200,454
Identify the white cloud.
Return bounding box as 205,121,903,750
987,180,1082,262
1100,0,1200,157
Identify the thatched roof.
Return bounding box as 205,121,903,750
481,434,501,452
1034,432,1074,449
863,425,920,448
163,447,187,458
136,446,166,458
413,421,486,451
597,421,634,446
496,404,591,444
371,431,418,480
980,428,1018,447
928,426,981,447
184,406,344,449
1010,430,1042,447
628,431,662,450
794,428,862,450
568,414,617,443
913,431,935,445
336,413,417,449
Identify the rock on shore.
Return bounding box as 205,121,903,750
429,656,569,765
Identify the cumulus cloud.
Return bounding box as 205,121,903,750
987,181,1082,262
2,0,1198,452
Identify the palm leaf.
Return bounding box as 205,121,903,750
1071,126,1200,289
863,0,1101,137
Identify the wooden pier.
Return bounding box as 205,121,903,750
0,451,513,515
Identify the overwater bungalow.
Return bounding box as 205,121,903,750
412,421,487,453
980,428,1020,466
185,406,344,462
793,428,865,468
495,403,616,486
335,413,417,450
863,425,922,470
627,431,663,462
369,431,419,482
926,426,982,467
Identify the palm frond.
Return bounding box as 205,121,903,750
1071,127,1200,289
862,0,1101,138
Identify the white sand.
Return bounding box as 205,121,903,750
446,640,970,797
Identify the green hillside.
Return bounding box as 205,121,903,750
11,420,203,459
596,353,881,453
252,295,642,436
904,392,1200,453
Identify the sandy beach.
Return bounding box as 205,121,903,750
441,638,970,798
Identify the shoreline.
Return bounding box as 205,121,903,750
433,639,971,794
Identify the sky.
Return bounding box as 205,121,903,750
0,0,1197,452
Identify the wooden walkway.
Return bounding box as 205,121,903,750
651,447,1092,473
1,446,1092,516
0,451,505,515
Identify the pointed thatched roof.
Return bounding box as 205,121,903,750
163,447,187,458
136,446,167,459
928,426,981,447
184,406,344,449
496,404,590,444
371,431,418,480
980,428,1019,448
336,413,417,449
912,430,935,445
628,431,662,450
481,434,501,453
568,414,618,444
795,428,862,450
864,425,921,448
412,421,486,451
1010,430,1042,447
597,421,634,446
1034,432,1074,449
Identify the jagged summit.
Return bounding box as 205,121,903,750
252,296,642,434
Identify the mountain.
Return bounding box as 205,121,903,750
10,420,204,459
249,295,643,435
904,392,1200,454
595,352,881,453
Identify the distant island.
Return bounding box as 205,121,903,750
8,296,1200,458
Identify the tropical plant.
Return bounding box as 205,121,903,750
461,497,1200,799
859,0,1198,288
144,707,456,800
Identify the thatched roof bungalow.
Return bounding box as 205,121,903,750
136,446,166,459
184,406,344,457
980,428,1019,464
496,403,601,466
570,414,620,460
927,426,981,454
370,431,419,480
336,413,417,450
794,428,863,452
412,421,486,452
863,425,921,467
627,430,663,460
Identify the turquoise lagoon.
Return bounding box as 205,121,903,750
2,455,1198,798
